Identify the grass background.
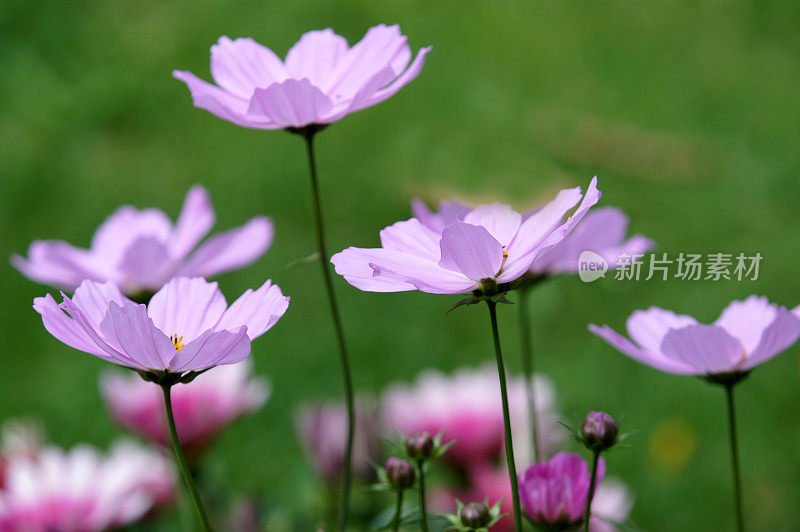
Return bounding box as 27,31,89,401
2,0,800,530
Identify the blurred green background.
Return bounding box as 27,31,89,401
2,0,800,530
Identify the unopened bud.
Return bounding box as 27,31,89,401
405,432,434,460
461,501,491,528
581,411,618,452
385,457,415,489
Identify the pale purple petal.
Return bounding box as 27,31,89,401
178,216,273,278
361,46,432,108
410,198,471,233
12,241,103,289
285,29,349,89
379,218,441,259
365,248,476,294
71,280,129,329
34,295,118,362
331,247,417,292
660,325,744,374
743,307,800,370
99,302,177,371
169,185,215,258
169,327,251,372
714,295,778,354
463,203,522,247
326,66,396,118
588,324,697,375
626,307,698,354
247,79,333,128
147,277,227,343
117,237,172,290
215,280,290,340
438,220,504,280
90,206,173,269
209,36,288,99
605,234,656,269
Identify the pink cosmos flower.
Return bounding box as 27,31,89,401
34,276,289,376
100,360,269,454
382,366,563,468
531,206,654,276
295,399,379,485
589,296,800,377
519,452,606,529
0,440,174,532
332,178,601,294
12,186,273,296
173,25,431,130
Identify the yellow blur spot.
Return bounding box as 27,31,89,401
170,334,185,352
647,417,697,474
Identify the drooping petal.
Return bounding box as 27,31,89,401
379,218,440,260
714,295,778,354
169,185,215,258
169,327,251,372
463,203,522,247
117,236,172,291
331,247,417,292
34,295,118,363
365,248,476,294
588,324,697,375
11,241,104,289
215,280,290,340
210,36,288,99
660,325,744,374
147,277,227,343
743,307,800,370
438,220,504,280
285,29,349,89
178,216,273,278
99,302,177,371
248,79,333,128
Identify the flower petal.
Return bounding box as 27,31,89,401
210,36,288,99
714,295,778,354
463,203,522,247
12,241,103,290
177,216,273,279
169,327,251,372
71,279,130,329
743,307,800,370
438,220,504,280
285,29,349,89
248,79,333,128
34,294,119,363
215,280,290,340
90,206,173,269
117,236,172,291
359,45,432,108
625,307,698,354
660,325,744,374
147,277,227,343
331,247,417,292
367,248,476,294
589,323,698,375
410,198,471,233
100,302,177,371
169,185,215,258
379,218,440,260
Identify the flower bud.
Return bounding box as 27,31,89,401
385,457,415,489
461,501,491,528
405,432,434,460
581,411,618,452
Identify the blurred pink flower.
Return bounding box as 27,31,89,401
295,399,379,485
531,206,654,276
331,178,600,294
382,366,563,468
590,295,800,377
12,186,273,295
34,276,289,375
519,452,605,529
173,25,431,130
0,440,174,532
100,360,269,454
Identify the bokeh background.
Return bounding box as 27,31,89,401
2,1,800,530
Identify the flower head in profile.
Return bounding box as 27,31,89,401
519,452,606,529
295,398,379,485
173,25,431,130
590,295,800,380
382,366,563,468
100,360,269,455
12,186,273,296
34,277,289,382
332,178,600,296
0,440,175,531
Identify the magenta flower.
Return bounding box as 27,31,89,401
34,276,289,377
100,360,269,454
295,399,379,486
173,25,431,130
0,440,174,532
12,186,273,296
531,206,654,276
589,296,800,377
332,178,601,294
519,452,606,529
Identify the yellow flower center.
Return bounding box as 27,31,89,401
170,334,185,352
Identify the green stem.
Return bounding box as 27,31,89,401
517,285,540,463
486,301,523,532
583,451,600,532
417,461,429,532
302,131,355,532
161,384,213,532
392,488,404,532
725,383,745,532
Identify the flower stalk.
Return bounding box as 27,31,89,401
392,488,404,532
583,450,600,532
724,383,745,532
486,300,522,532
416,460,429,532
300,129,355,532
161,384,213,532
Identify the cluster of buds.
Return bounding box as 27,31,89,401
443,498,506,532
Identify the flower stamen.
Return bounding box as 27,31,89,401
170,334,185,352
